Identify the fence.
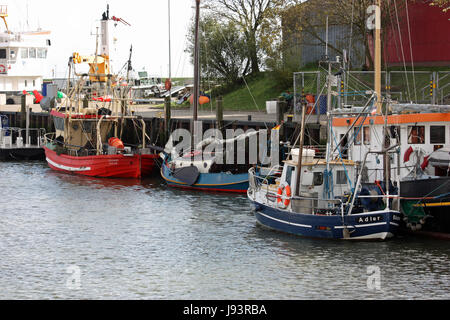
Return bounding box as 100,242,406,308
294,70,450,118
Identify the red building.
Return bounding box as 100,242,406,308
384,0,450,66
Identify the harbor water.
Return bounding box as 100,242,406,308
0,161,449,300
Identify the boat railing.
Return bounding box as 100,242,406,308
1,127,46,147
348,148,401,215
249,166,283,193
43,132,129,157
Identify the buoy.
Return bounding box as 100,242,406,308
108,137,125,150
165,78,172,91
189,95,210,105
32,90,44,104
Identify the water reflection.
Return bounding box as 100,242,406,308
0,161,449,299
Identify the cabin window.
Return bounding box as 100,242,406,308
10,49,16,59
21,48,28,59
0,49,6,59
285,166,295,186
24,80,28,87
390,126,401,141
408,126,425,144
37,48,47,59
313,172,324,186
354,128,362,145
33,80,36,87
29,48,36,59
336,171,347,185
430,126,445,144
363,127,371,145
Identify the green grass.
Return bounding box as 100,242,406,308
201,73,287,111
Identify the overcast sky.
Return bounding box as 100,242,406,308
5,0,195,78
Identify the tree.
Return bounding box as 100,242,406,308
187,15,248,84
203,0,285,75
430,0,450,11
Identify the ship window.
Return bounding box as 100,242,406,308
430,126,445,144
24,80,27,87
363,127,371,145
0,49,6,59
29,48,36,59
390,126,400,141
21,48,28,59
10,49,16,59
285,166,295,186
313,172,323,186
336,171,347,185
408,126,425,144
37,48,47,59
354,127,362,145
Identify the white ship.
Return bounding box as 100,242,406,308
0,5,51,99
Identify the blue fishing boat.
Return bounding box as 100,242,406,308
247,7,401,240
160,153,249,193
247,155,402,240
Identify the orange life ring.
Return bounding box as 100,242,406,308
277,184,292,208
0,64,5,73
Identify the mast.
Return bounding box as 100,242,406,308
295,102,307,197
168,0,172,99
193,0,200,122
374,0,382,114
191,0,201,150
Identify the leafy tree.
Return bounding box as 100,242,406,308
430,0,450,11
203,0,285,75
187,14,248,84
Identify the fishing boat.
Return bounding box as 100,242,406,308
330,2,450,235
248,90,401,240
160,0,266,193
333,106,450,234
247,2,401,240
0,5,51,101
160,131,262,193
43,6,158,179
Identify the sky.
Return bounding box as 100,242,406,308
5,0,195,78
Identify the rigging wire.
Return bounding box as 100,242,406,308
393,0,412,102
404,0,418,102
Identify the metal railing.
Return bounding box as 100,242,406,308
1,127,46,147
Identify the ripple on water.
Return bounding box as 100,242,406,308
0,161,449,299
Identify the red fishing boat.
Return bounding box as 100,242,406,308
43,5,158,179
43,109,158,179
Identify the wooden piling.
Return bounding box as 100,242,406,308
21,95,26,128
164,96,171,134
216,96,223,131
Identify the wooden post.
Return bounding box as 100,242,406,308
216,96,223,131
276,97,286,125
21,94,26,128
164,96,171,134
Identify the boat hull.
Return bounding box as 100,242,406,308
250,201,401,240
44,145,158,179
161,160,249,193
401,177,450,234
